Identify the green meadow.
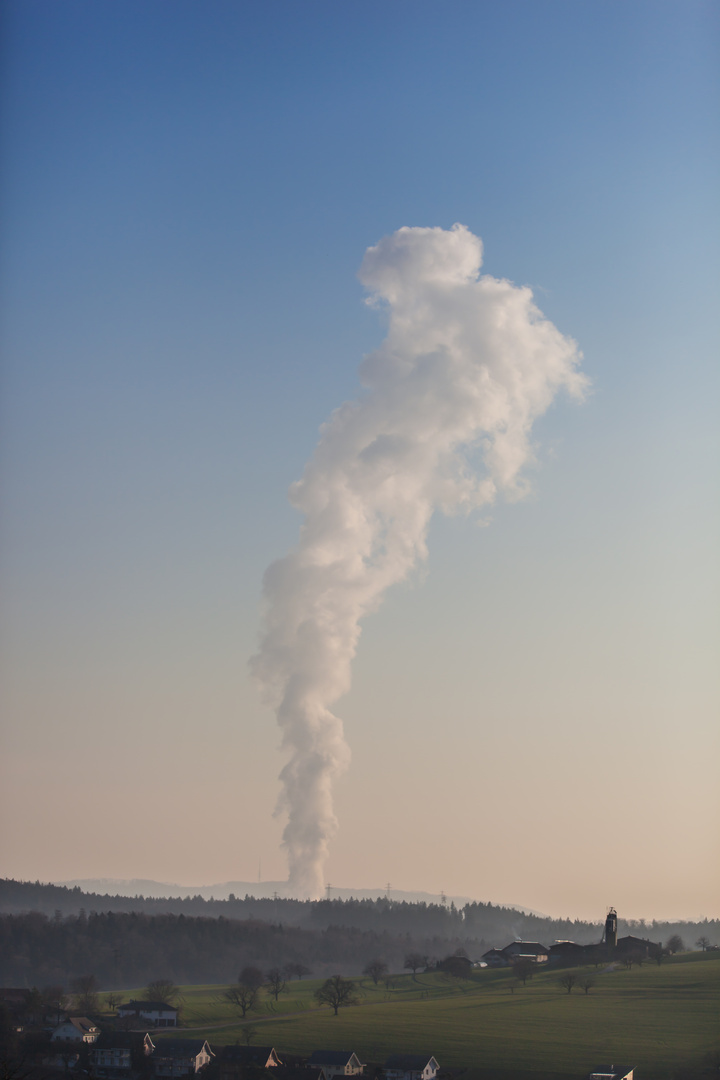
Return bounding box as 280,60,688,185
129,953,720,1079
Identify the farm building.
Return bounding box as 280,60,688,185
117,1001,179,1028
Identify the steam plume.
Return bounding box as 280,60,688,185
252,224,587,898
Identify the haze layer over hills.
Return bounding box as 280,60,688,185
57,877,483,907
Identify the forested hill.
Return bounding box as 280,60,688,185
1,878,716,957
1,909,475,986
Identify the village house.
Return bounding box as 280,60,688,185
117,1001,179,1028
51,1017,101,1043
217,1045,282,1080
91,1031,155,1077
307,1052,364,1079
151,1039,213,1077
384,1055,439,1080
308,1049,367,1075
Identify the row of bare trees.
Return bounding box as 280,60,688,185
222,963,312,1017
223,967,359,1020
557,973,595,994
364,952,458,985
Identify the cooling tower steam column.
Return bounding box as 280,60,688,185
252,224,588,898
604,907,618,950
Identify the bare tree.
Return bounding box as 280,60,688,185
283,963,312,981
239,966,264,990
512,959,535,986
363,959,389,985
403,953,428,980
314,975,359,1016
241,1026,259,1046
665,934,684,955
559,973,577,994
42,986,69,1025
104,992,123,1014
696,936,711,952
23,990,44,1026
580,976,595,995
70,975,100,1014
222,983,258,1018
146,980,179,1005
265,968,287,1001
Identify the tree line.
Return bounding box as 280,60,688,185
2,879,715,954
0,909,484,987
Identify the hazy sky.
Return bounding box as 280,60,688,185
1,0,718,922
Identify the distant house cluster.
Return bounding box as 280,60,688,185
58,1032,213,1079
41,1030,440,1080
37,1022,634,1080
217,1047,439,1080
479,909,662,968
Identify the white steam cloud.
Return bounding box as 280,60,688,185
252,224,587,898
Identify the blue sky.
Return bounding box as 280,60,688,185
1,1,718,918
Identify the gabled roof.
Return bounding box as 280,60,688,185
384,1055,438,1071
152,1040,212,1058
588,1067,634,1080
219,1046,280,1066
308,1052,361,1067
118,1000,177,1012
93,1032,153,1050
617,935,659,947
501,941,548,954
66,1017,99,1035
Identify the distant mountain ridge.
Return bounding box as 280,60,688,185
56,877,546,915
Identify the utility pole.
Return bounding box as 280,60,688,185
326,883,332,900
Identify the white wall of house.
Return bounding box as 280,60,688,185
117,1007,177,1027
51,1020,100,1043
95,1049,131,1069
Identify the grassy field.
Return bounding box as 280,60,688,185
123,953,720,1080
